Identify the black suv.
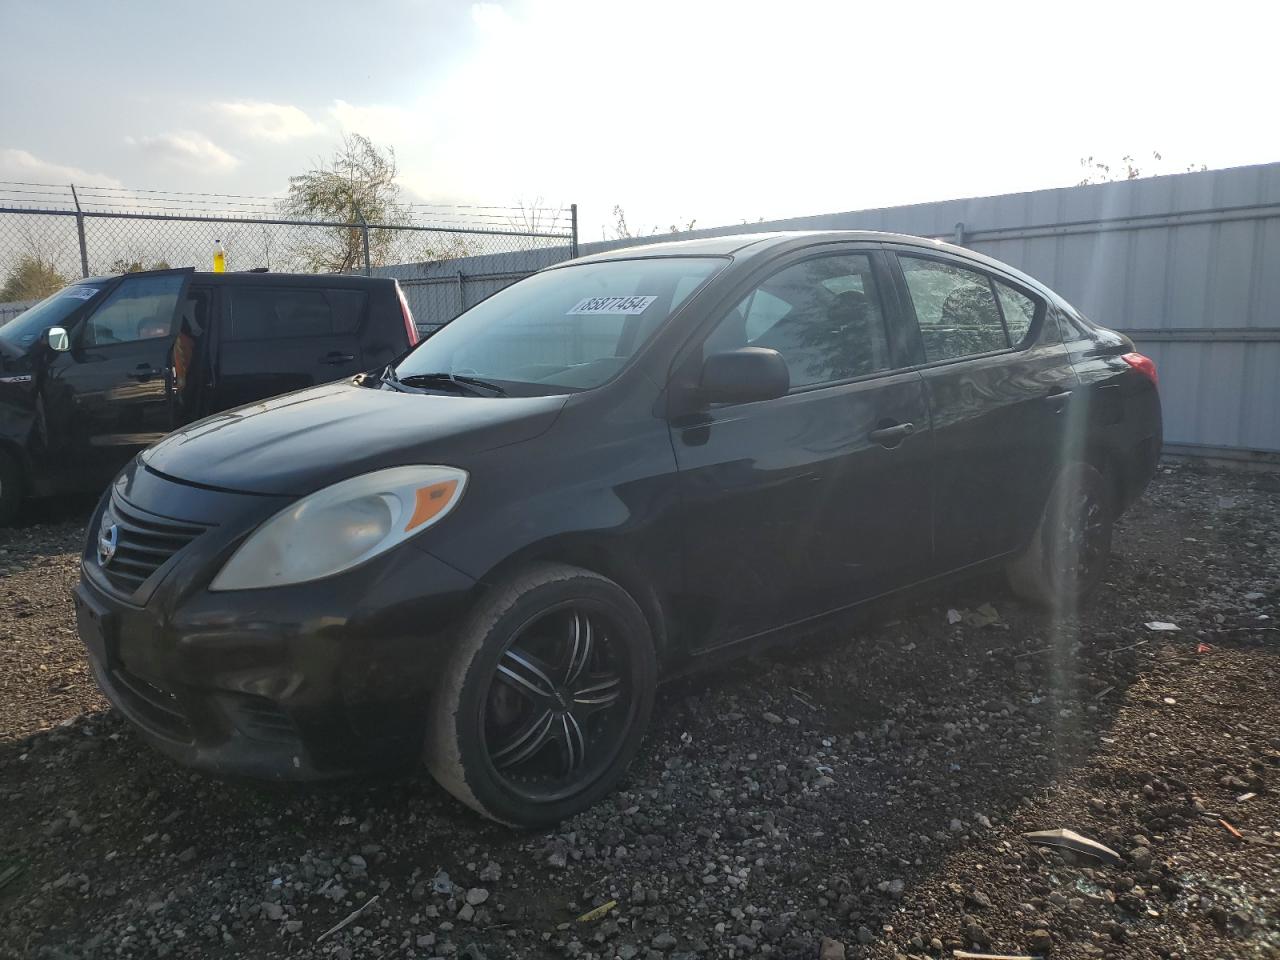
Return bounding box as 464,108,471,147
74,232,1161,825
0,269,418,521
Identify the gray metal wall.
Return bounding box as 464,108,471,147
394,163,1280,460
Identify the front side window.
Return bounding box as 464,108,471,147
82,273,185,347
705,253,892,388
395,257,725,393
899,256,1008,361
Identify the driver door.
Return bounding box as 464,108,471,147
41,268,193,486
668,247,934,650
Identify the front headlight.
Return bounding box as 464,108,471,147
210,465,467,591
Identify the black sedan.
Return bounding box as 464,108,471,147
74,231,1162,825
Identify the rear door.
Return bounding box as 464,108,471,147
41,268,192,485
669,246,934,649
210,283,368,412
889,250,1078,571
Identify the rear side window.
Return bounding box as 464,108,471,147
899,256,1007,361
225,287,367,341
993,281,1039,345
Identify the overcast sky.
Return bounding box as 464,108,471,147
2,0,1278,239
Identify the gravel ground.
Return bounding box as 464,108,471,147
1,463,1277,960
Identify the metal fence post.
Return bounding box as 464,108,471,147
69,184,90,278
356,206,372,276
570,203,579,259
455,270,465,316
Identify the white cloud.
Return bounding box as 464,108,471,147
329,100,425,147
0,148,123,187
214,101,324,142
125,131,239,173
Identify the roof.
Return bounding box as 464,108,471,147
557,230,1053,294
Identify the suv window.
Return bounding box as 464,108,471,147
994,280,1039,345
899,256,1008,361
708,253,892,389
225,287,367,341
82,273,185,347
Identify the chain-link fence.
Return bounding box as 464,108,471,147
0,182,577,326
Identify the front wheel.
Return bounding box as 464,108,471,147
1007,462,1114,609
425,563,656,826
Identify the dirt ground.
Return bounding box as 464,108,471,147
1,464,1277,960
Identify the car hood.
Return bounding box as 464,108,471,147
142,381,569,496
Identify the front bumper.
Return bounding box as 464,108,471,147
74,463,478,779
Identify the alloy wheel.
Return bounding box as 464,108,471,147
482,603,631,802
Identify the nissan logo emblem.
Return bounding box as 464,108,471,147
98,522,119,567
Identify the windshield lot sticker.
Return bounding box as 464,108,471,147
63,287,100,300
568,295,657,316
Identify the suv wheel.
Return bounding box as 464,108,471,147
1007,462,1113,609
425,563,656,826
0,449,23,526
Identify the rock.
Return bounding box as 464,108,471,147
965,890,993,910
432,868,456,894
348,854,367,869
458,903,476,922
1129,846,1153,869
819,937,846,960
1028,928,1052,953
465,887,489,906
879,878,905,898
964,922,991,947
261,902,283,921
763,712,783,725
284,920,303,934
651,932,677,950
856,925,874,944
478,861,502,883
177,846,196,862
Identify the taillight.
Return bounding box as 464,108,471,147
1121,352,1157,386
396,283,419,346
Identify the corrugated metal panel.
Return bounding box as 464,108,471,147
385,162,1280,456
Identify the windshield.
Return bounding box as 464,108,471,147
394,257,726,393
0,282,107,350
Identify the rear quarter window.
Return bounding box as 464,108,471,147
225,287,367,341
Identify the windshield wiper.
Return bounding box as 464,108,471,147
397,372,507,397
376,364,407,391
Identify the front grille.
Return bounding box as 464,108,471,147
108,666,192,742
98,495,209,596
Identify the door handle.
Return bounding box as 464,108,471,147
1044,389,1072,411
128,363,155,381
320,352,356,365
869,421,916,447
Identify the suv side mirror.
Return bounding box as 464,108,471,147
46,326,70,352
699,347,790,405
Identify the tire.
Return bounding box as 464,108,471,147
0,449,24,527
425,563,657,827
1007,462,1114,609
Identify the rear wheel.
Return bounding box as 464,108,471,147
0,449,24,526
425,563,656,826
1007,463,1113,609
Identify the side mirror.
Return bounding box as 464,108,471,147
699,347,790,405
46,326,70,352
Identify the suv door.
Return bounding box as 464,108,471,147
890,250,1078,571
40,268,193,485
210,284,368,412
668,247,933,650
